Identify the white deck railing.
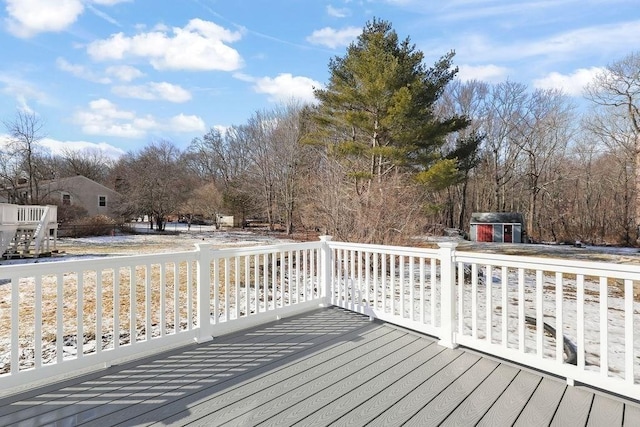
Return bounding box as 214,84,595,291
1,237,639,401
0,204,58,257
0,203,58,226
0,240,327,396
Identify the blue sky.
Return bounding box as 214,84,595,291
1,0,638,158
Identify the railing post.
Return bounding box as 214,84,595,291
319,235,333,307
438,242,459,349
194,243,213,343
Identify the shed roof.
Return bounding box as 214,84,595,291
470,212,524,224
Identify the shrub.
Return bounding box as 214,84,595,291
60,215,117,237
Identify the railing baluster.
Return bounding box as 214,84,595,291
373,253,379,311
35,275,42,367
225,258,231,318
213,256,220,324
430,259,436,326
234,256,240,318
518,268,525,352
96,270,103,351
296,249,313,301
245,255,251,315
410,256,416,322
365,252,371,310
253,254,260,314
501,266,508,347
555,272,563,362
577,274,585,369
11,277,19,373
262,254,268,312
296,250,301,304
625,279,634,383
57,273,64,361
391,255,396,316
113,270,119,350
399,255,405,318
145,264,151,340
174,262,179,333
77,271,84,357
419,257,425,324
349,249,355,311
536,270,543,357
159,264,165,337
486,265,493,343
457,262,464,334
187,261,192,330
472,264,478,340
383,253,388,314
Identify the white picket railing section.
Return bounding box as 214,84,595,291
0,204,58,257
1,236,640,401
0,240,327,396
329,241,640,401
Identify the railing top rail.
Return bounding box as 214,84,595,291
328,240,440,257
0,249,199,276
455,249,640,277
207,240,323,258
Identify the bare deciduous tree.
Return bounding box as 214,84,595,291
1,111,47,204
585,52,640,240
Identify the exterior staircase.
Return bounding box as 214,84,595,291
0,204,58,259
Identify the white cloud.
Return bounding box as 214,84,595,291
306,26,360,49
39,137,125,159
457,64,509,83
87,18,244,71
4,0,84,38
533,67,604,96
56,58,111,84
0,73,48,113
73,98,205,138
90,0,131,5
105,65,144,82
86,4,121,27
74,98,149,138
327,5,350,18
169,114,206,132
112,82,192,103
250,73,322,103
3,0,130,38
456,21,640,65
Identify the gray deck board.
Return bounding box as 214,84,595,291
440,363,520,426
331,346,464,427
477,370,542,426
624,403,640,425
588,394,624,426
0,307,639,427
514,377,568,426
172,329,414,426
86,310,384,426
550,385,593,426
291,339,445,426
242,334,429,426
402,357,500,426
366,351,483,426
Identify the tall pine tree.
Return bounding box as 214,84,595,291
311,19,473,194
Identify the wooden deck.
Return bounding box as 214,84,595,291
1,307,639,426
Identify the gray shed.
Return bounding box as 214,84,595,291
469,212,525,243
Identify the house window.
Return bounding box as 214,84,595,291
98,196,107,207
62,193,71,206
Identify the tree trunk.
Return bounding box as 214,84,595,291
636,140,640,243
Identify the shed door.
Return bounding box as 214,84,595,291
477,224,493,242
503,225,513,243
